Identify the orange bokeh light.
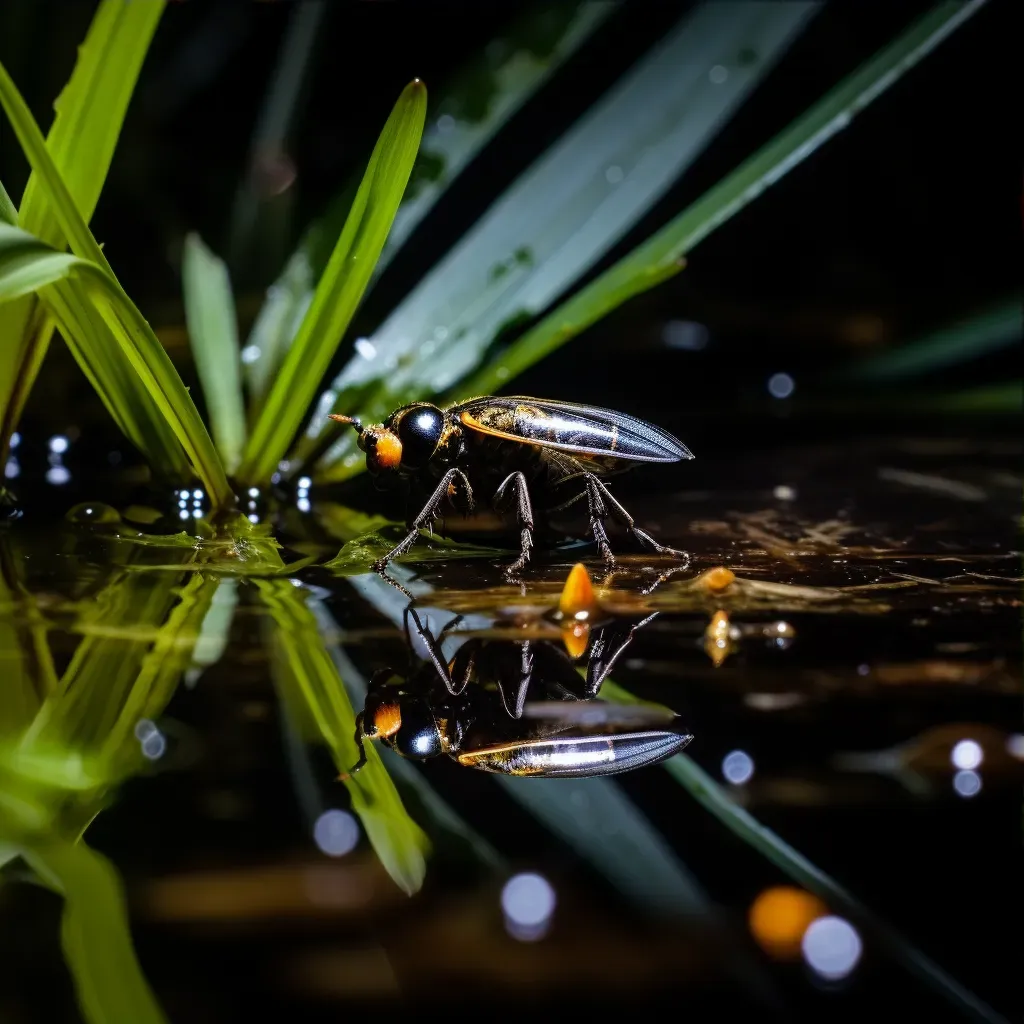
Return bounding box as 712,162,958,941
748,886,828,959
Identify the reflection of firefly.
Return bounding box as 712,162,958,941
704,609,737,667
703,611,796,667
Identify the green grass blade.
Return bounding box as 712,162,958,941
0,1,164,453
17,0,165,249
23,841,168,1024
0,223,233,504
256,579,429,895
599,682,1008,1024
236,81,427,485
449,0,989,403
841,298,1021,382
0,177,15,225
240,4,612,413
182,233,247,474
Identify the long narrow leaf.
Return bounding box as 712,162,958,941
449,0,989,403
0,177,15,226
241,3,614,410
0,1,165,454
182,233,247,473
236,81,427,485
841,298,1021,382
0,224,233,505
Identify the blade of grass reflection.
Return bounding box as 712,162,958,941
22,841,167,1024
255,579,429,895
599,681,1010,1024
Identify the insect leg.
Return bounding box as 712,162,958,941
373,469,472,573
498,640,534,718
405,603,466,693
350,712,369,774
450,640,482,694
495,471,535,575
588,475,691,565
583,474,615,566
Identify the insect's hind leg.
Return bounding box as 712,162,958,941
585,473,690,566
582,474,615,566
494,471,535,576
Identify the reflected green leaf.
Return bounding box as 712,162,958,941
323,526,509,577
23,841,167,1024
255,579,429,895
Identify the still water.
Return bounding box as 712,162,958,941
0,432,1019,1022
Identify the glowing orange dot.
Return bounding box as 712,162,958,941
748,886,828,959
559,562,597,619
372,702,402,738
703,566,736,592
374,430,403,470
562,620,590,660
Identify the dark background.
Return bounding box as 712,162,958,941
0,0,1019,491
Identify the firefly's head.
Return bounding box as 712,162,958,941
329,403,446,475
359,692,443,761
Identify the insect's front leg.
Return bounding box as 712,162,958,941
494,471,535,576
373,469,473,573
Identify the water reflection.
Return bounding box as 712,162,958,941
350,601,693,778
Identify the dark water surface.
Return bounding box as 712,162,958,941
1,432,1020,1023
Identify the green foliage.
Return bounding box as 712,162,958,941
450,0,992,402
236,81,427,485
0,223,232,505
182,233,247,474
0,544,218,1024
310,0,987,481
23,841,168,1024
0,0,165,460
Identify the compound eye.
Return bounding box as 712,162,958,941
395,405,444,468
